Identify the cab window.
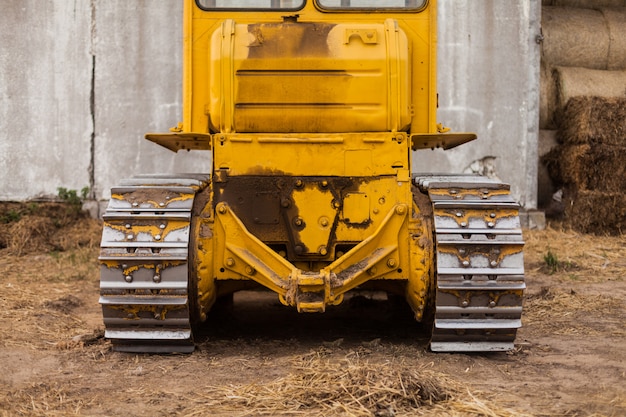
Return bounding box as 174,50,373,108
196,0,304,9
317,0,426,9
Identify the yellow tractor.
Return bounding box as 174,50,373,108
99,0,525,353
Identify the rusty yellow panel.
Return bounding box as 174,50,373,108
215,133,408,177
343,193,370,224
290,183,338,256
181,1,437,137
208,19,410,134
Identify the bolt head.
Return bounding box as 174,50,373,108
153,275,161,283
124,275,133,283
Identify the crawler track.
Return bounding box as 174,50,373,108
416,175,526,352
99,174,210,353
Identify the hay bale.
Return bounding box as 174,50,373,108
543,144,626,192
563,189,626,235
542,67,626,129
542,8,626,70
603,8,626,70
543,0,626,7
553,67,626,120
540,62,558,129
559,96,626,145
538,130,559,207
542,7,610,70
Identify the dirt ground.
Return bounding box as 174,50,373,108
0,203,624,416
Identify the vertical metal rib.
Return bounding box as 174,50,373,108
416,175,526,352
99,174,210,353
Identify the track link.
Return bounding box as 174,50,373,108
416,175,525,352
99,174,210,353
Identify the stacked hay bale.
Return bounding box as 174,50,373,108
539,2,626,234
543,97,626,234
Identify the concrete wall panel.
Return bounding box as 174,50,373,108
92,0,209,200
414,0,541,208
0,1,93,200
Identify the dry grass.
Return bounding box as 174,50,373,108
181,350,531,417
523,226,626,280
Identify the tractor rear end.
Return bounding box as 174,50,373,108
99,0,525,353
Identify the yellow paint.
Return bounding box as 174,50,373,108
179,1,441,317
181,0,438,137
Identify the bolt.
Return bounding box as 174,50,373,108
245,266,255,275
319,246,328,256
461,300,469,307
159,202,165,207
450,190,458,195
459,248,467,255
320,217,329,227
217,204,227,214
125,224,131,229
294,245,304,255
456,212,463,217
490,260,498,267
153,274,161,283
124,275,133,283
295,179,303,188
460,221,468,228
159,224,166,229
281,198,291,208
126,234,134,240
155,234,161,240
395,205,406,215
132,202,139,207
387,258,397,268
226,258,235,267
320,180,328,188
489,300,496,307
462,260,470,267
490,212,496,218
368,266,377,275
294,217,303,227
